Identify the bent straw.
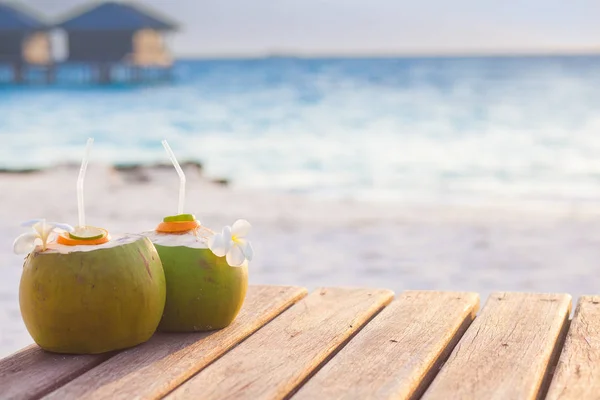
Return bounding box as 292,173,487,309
77,138,94,228
162,139,186,215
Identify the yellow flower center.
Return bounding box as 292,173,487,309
231,235,241,244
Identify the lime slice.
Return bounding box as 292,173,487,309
163,214,196,223
69,226,106,241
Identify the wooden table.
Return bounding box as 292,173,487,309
1,285,599,399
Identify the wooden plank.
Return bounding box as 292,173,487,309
44,285,307,400
423,292,571,400
165,287,394,400
546,295,600,400
0,345,111,400
294,291,480,399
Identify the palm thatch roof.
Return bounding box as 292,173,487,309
0,2,48,31
57,1,177,31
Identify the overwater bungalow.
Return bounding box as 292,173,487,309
56,1,178,84
0,2,52,83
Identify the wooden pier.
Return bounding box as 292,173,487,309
0,3,53,84
1,285,598,399
0,2,177,85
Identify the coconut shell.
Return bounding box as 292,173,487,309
155,244,248,332
19,235,166,354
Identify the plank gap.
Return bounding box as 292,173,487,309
409,305,477,400
537,316,571,400
292,291,479,400
545,295,600,399
32,354,115,400
282,300,390,400
42,285,308,400
164,287,394,400
161,289,310,399
422,292,572,400
0,345,116,400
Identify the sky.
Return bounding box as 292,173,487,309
24,0,600,57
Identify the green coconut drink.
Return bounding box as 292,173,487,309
13,139,166,354
143,140,253,332
17,231,166,354
144,224,249,332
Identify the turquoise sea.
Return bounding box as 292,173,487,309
2,55,600,205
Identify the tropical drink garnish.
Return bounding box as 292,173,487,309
55,138,110,247
69,225,106,240
163,213,196,223
156,218,199,233
58,226,110,246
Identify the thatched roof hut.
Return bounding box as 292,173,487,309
57,1,178,67
0,2,51,66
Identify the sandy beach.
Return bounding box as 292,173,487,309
2,164,600,357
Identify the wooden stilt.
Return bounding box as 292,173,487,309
98,63,111,84
13,62,24,84
165,66,174,81
45,65,55,84
132,66,141,83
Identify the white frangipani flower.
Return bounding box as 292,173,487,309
13,219,74,254
208,219,254,267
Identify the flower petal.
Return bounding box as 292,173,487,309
21,219,43,227
34,221,57,246
226,244,246,267
32,221,47,237
13,233,39,255
50,222,75,232
221,225,232,239
208,233,229,257
236,238,254,262
243,240,254,261
47,231,60,243
231,219,251,238
41,222,56,238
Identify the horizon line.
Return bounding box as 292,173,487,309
172,47,600,60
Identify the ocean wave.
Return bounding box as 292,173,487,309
1,56,600,204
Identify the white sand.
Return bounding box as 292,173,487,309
2,164,600,357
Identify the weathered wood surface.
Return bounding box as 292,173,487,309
5,288,599,400
294,291,480,400
546,295,600,400
43,285,307,400
0,344,111,400
165,287,394,400
422,292,571,400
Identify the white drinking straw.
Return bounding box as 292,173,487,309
77,138,94,228
162,139,186,215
